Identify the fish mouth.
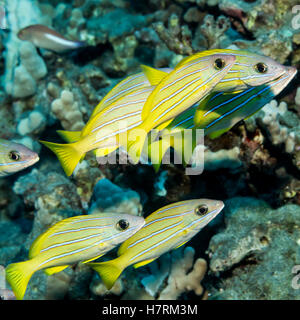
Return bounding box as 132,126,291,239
135,217,146,231
285,66,298,79
22,155,40,169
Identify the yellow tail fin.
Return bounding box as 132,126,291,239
5,261,35,300
39,140,83,176
56,130,82,143
87,260,123,290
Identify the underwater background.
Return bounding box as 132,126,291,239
0,0,300,300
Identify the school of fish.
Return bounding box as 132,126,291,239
2,24,298,299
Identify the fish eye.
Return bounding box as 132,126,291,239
214,58,225,70
195,204,208,216
254,62,268,73
9,151,21,161
116,219,129,231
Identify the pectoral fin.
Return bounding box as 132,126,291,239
44,265,69,276
174,241,187,249
133,258,156,269
82,254,104,264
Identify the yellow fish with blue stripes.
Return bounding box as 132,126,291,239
87,199,224,290
41,49,289,174
40,67,172,176
147,65,297,170
5,212,145,300
89,67,172,119
0,139,39,177
120,53,236,163
123,49,288,163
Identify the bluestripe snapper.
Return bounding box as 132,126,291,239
148,66,297,169
124,49,289,163
87,199,224,290
6,212,145,299
0,139,39,177
119,53,236,163
40,67,172,176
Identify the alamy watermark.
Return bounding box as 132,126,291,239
292,265,300,290
95,127,205,175
292,5,300,30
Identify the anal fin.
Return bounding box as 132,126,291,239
44,265,69,276
133,258,156,269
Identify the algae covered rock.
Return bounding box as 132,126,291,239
208,197,300,299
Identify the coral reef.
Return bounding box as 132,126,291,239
245,98,300,168
207,197,300,299
0,0,299,302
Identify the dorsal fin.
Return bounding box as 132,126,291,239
140,65,168,86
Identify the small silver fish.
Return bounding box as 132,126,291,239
0,139,39,176
17,24,86,53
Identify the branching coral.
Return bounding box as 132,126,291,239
4,0,48,98
141,246,207,299
194,14,231,50
152,14,193,56
51,90,85,131
158,247,207,299
246,99,300,155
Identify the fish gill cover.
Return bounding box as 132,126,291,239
0,0,299,302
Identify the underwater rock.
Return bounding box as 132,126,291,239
3,0,48,98
89,178,142,216
86,8,151,43
208,197,300,299
0,221,26,266
72,159,104,209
